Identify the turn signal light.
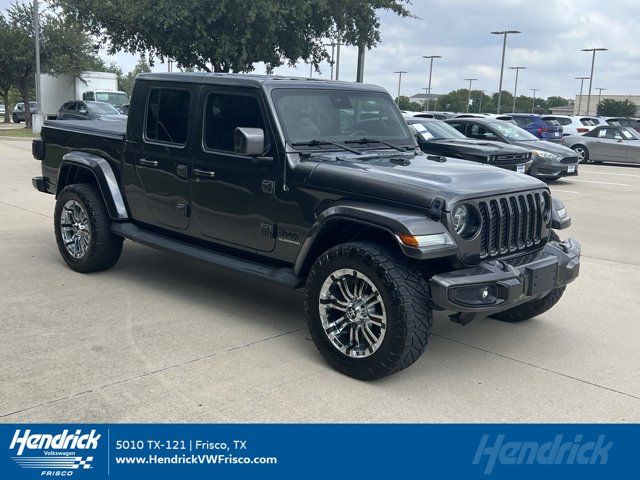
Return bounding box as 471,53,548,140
398,233,452,248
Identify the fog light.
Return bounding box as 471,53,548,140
451,285,499,306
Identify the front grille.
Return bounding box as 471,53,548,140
494,153,530,164
559,156,579,164
477,192,545,259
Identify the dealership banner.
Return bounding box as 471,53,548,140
0,423,635,479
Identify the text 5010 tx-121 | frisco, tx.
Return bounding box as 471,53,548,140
31,73,580,380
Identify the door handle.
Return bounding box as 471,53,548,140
192,168,216,178
138,158,158,167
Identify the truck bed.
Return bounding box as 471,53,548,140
43,119,127,138
40,120,127,195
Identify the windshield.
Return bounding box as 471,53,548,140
621,127,640,140
409,120,466,140
86,101,120,115
488,121,539,141
272,89,413,147
95,92,129,106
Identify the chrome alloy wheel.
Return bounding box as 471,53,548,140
60,200,91,259
574,146,586,163
318,268,387,358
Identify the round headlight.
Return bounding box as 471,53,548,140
452,205,469,235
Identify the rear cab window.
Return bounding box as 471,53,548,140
145,88,191,145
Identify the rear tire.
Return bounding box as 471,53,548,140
571,145,589,163
305,241,432,380
492,230,564,323
54,183,123,273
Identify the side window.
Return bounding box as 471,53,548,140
513,116,532,127
448,122,464,134
145,88,191,145
203,92,265,152
469,124,497,139
83,92,95,101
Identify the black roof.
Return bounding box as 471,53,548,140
136,72,386,92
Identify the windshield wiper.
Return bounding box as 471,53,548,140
345,137,411,152
291,139,362,155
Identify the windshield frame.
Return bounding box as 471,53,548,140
270,87,415,152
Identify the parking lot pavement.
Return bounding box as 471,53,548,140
1,138,639,423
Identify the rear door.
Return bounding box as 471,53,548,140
191,87,278,252
123,83,197,230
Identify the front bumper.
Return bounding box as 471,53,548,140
430,237,580,324
530,162,578,179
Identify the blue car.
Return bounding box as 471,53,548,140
511,114,563,143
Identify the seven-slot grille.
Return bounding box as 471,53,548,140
493,152,530,164
477,191,546,259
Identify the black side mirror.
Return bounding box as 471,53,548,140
235,127,264,156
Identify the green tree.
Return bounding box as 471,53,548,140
0,15,19,123
2,3,104,127
120,57,152,96
546,96,570,109
53,0,411,73
597,99,637,117
396,95,421,111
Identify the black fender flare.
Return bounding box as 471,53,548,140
57,151,128,220
293,202,457,275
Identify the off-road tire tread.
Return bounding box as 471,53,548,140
55,183,123,273
305,241,432,380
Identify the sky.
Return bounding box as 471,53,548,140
3,0,639,100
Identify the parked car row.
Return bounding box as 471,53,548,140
404,114,580,181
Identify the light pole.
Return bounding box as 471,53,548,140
33,0,41,119
422,55,442,112
582,47,607,115
509,66,526,113
335,33,342,80
393,71,407,106
422,88,429,110
574,76,589,115
491,30,521,113
596,87,606,113
530,88,539,114
478,90,486,113
464,78,477,113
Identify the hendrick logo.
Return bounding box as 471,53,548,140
473,434,613,475
9,429,101,473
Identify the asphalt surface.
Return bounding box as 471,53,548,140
1,137,638,423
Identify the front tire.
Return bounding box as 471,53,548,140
54,183,123,273
305,241,432,380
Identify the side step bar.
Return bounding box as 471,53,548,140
111,222,304,289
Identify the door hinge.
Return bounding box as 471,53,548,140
260,223,275,238
177,164,189,179
261,180,275,195
176,203,190,217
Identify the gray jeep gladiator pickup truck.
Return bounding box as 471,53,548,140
32,73,581,380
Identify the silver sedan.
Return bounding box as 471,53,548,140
563,125,640,164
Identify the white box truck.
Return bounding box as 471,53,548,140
39,71,129,118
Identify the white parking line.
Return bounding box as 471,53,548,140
569,179,631,187
579,170,640,178
550,189,580,194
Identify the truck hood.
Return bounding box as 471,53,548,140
509,139,577,156
423,138,532,156
307,151,546,211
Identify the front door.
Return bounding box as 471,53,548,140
124,84,196,230
191,87,278,252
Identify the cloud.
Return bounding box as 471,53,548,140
3,0,638,100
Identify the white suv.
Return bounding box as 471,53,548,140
542,115,595,136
